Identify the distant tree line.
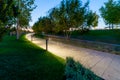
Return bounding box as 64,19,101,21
32,0,98,38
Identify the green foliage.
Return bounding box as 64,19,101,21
100,0,120,29
0,35,65,80
65,57,103,80
33,33,45,39
0,0,36,27
0,0,15,24
18,0,36,27
49,0,89,38
32,17,54,34
85,11,99,28
0,0,36,40
33,0,99,38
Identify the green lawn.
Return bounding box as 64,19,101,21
0,35,65,80
72,29,120,44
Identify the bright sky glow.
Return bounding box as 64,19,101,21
30,0,108,29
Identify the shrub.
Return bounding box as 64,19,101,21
33,33,45,39
65,57,104,80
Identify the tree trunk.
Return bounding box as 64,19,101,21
65,30,71,40
16,18,20,40
109,24,110,29
111,24,114,29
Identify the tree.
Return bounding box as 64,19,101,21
32,23,39,34
85,11,99,28
32,0,99,38
0,0,36,39
100,0,120,29
49,0,89,38
16,0,36,39
0,0,15,25
0,0,15,39
32,17,54,34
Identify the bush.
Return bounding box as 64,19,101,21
33,33,45,39
65,57,104,80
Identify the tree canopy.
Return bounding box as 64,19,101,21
100,0,120,29
33,0,99,38
0,0,36,27
0,0,36,39
0,0,15,25
32,17,54,34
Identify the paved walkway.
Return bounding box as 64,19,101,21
26,33,120,80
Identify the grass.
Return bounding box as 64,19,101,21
35,29,120,45
0,35,65,80
72,29,120,44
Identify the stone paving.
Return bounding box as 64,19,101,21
26,33,120,80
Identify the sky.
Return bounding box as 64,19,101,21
30,0,108,29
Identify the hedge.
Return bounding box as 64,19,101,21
65,57,104,80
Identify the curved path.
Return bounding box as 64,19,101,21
26,33,120,80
